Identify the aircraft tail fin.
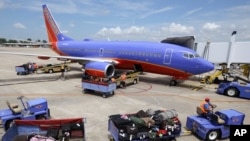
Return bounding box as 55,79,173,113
42,4,73,42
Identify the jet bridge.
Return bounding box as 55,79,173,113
195,31,250,80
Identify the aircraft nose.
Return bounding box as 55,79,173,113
202,61,214,72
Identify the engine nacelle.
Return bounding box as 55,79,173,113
85,62,115,78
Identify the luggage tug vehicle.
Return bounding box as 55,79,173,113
186,106,245,141
0,96,50,131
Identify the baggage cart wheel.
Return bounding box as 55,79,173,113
82,89,87,94
102,93,107,98
120,81,126,88
49,69,53,73
133,79,138,84
110,91,115,95
5,119,14,131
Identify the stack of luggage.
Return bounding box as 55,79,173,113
109,109,181,141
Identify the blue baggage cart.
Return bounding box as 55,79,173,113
108,110,181,141
15,65,28,75
82,79,116,98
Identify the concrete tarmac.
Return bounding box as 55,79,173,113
0,47,249,141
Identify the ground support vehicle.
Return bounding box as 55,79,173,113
2,117,86,141
15,62,37,75
114,71,139,88
108,109,181,141
82,79,116,98
216,80,250,99
186,108,245,141
38,63,70,73
15,65,28,75
0,96,50,131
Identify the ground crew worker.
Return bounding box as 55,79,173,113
61,64,65,80
199,97,214,118
120,72,127,88
33,63,38,73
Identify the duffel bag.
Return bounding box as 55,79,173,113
129,116,145,128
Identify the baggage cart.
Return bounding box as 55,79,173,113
108,109,181,141
82,79,116,98
15,65,28,75
2,117,86,141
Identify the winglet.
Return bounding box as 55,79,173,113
42,4,73,42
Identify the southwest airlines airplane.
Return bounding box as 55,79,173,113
0,5,214,86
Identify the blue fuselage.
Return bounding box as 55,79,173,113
56,40,214,78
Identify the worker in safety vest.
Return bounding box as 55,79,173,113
199,98,213,117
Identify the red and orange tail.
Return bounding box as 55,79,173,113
42,4,73,43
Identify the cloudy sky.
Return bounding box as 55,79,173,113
0,0,250,42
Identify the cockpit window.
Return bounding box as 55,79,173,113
189,54,194,58
195,54,200,57
183,53,189,58
183,52,198,59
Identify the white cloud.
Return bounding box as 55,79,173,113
202,23,220,31
97,26,146,36
161,23,194,34
13,23,25,29
124,26,146,35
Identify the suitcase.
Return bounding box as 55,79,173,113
46,128,59,139
126,124,138,134
62,124,71,136
71,122,83,130
137,132,149,139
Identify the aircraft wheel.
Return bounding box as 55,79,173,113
225,87,239,97
169,80,177,86
5,119,14,131
206,130,219,141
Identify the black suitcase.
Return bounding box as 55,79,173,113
46,128,59,139
62,124,71,136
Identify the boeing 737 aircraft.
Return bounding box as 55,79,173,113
0,4,214,86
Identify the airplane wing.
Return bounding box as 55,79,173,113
0,52,119,64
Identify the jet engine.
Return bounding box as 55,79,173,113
85,62,115,78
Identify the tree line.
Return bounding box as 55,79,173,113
0,38,47,44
